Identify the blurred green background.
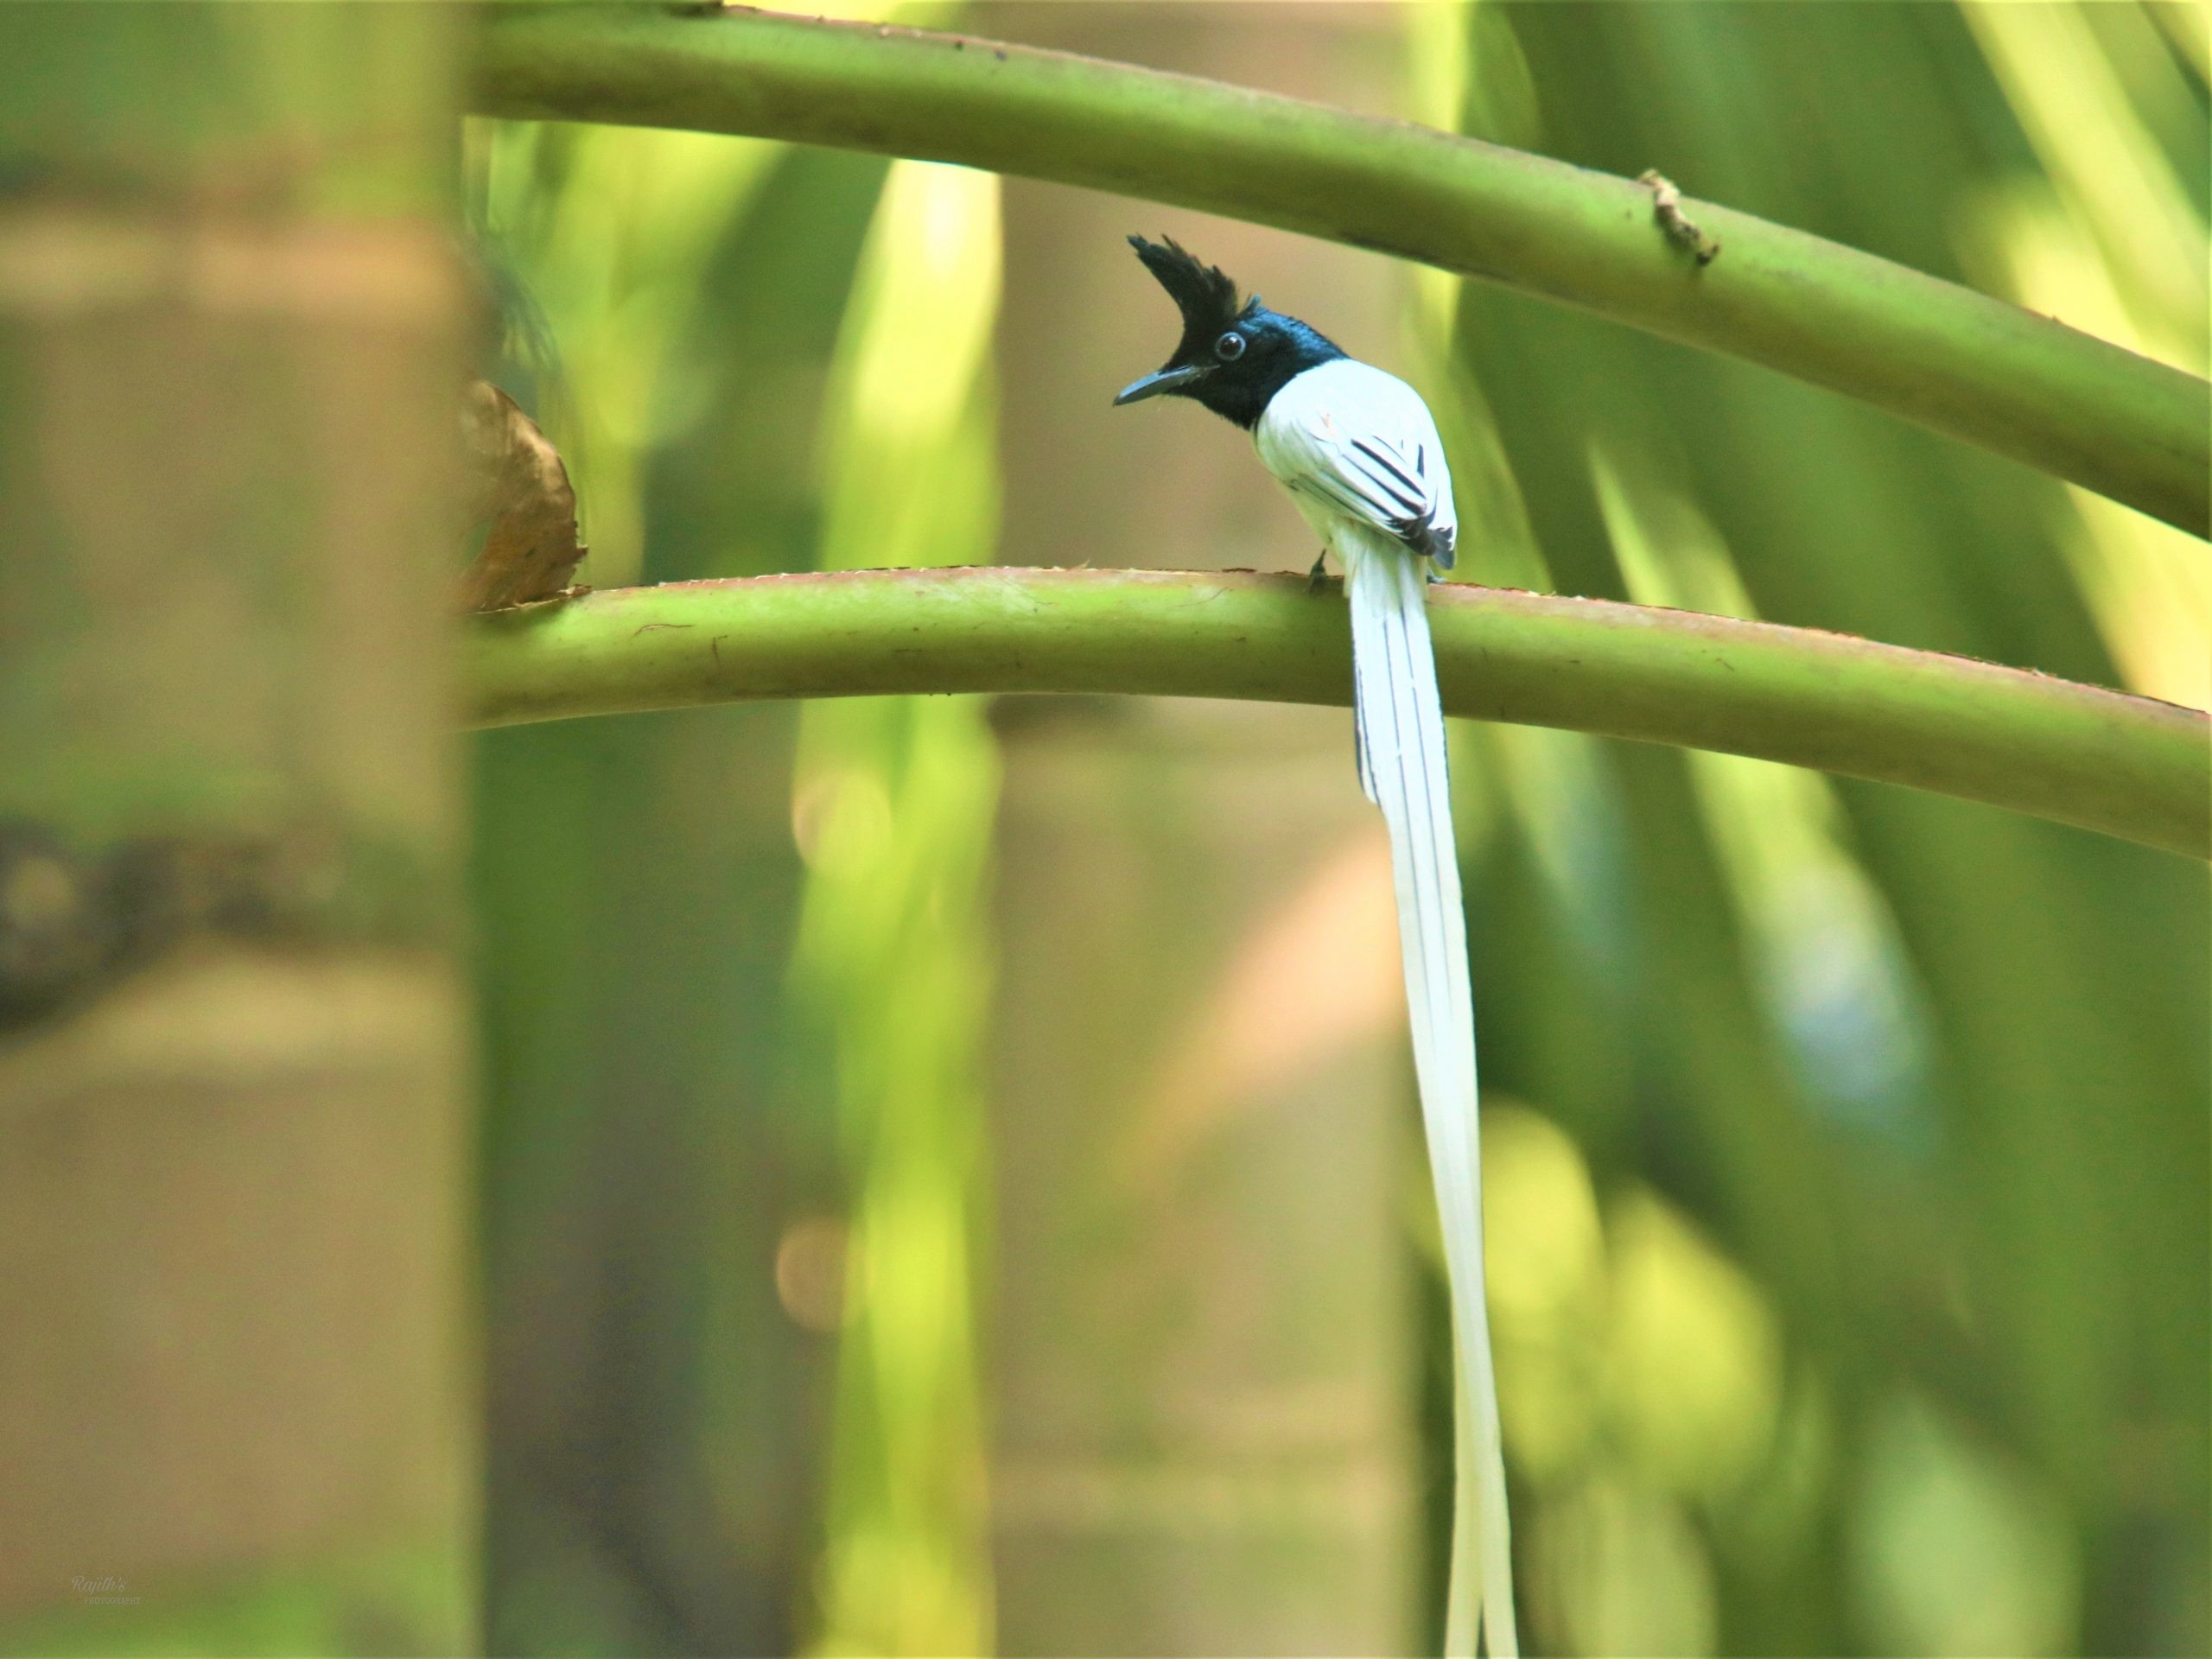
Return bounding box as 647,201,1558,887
463,4,2206,1656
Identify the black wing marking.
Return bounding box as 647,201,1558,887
1297,471,1395,526
1338,435,1452,567
1351,439,1427,513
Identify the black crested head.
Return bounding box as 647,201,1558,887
1129,234,1243,347
1115,234,1345,429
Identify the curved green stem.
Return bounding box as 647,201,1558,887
465,569,2210,861
470,3,2209,537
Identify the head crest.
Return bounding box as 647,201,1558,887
1128,234,1250,338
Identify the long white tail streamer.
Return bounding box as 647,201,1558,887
1343,528,1516,1659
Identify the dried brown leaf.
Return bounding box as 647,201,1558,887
458,380,588,612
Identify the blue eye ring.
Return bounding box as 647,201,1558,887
1214,331,1246,361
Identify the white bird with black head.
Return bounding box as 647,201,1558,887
1116,234,1516,1659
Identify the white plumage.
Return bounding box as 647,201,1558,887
1258,359,1516,1659
1258,359,1459,570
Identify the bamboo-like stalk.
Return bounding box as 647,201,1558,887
464,569,2210,861
468,3,2210,537
0,6,474,1649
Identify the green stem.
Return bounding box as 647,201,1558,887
470,3,2209,537
465,569,2210,861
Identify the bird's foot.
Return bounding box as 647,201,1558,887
1306,550,1330,591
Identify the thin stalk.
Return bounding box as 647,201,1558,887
469,3,2209,537
464,569,2211,861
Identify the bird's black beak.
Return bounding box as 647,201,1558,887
1114,364,1207,405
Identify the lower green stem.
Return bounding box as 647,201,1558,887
464,569,2209,861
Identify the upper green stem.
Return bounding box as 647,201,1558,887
471,3,2209,537
465,569,2211,861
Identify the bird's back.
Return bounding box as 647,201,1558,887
1255,359,1459,563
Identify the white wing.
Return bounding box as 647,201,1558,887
1255,359,1459,568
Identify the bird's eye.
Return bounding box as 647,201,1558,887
1214,332,1246,361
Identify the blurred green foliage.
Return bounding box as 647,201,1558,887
465,4,2206,1655
791,157,1003,1656
468,117,890,1655
1433,3,2208,1653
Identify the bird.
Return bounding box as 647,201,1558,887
1115,234,1516,1659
